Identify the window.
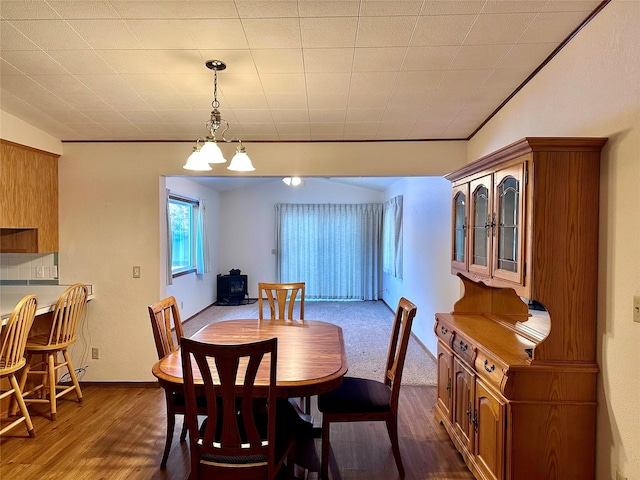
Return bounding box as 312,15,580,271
169,195,199,276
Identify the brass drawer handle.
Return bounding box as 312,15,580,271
458,341,468,352
440,326,448,336
484,360,495,373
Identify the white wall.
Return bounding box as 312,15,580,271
468,1,640,478
382,177,460,354
169,175,455,356
0,110,62,155
57,143,180,382
165,177,221,319
50,140,465,384
217,177,384,297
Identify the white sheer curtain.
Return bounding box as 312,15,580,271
383,195,403,278
195,198,210,274
165,188,173,286
275,203,383,300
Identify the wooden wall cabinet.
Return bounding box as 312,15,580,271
450,159,527,296
0,141,59,253
435,137,606,480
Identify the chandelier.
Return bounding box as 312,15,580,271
282,177,305,187
183,60,255,172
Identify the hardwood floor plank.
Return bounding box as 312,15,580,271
0,385,473,480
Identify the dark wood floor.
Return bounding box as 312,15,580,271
0,384,474,480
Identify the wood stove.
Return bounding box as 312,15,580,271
216,274,248,305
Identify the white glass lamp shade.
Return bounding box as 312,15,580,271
183,147,212,171
199,139,227,164
227,146,255,172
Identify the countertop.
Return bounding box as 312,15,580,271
0,284,94,321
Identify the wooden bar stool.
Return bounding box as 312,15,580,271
0,294,38,437
16,284,88,420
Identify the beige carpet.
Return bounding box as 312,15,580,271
183,300,437,386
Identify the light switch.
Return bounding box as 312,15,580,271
133,266,141,278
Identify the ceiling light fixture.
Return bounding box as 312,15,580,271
183,60,255,172
282,177,305,187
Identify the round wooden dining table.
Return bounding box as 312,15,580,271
152,319,349,399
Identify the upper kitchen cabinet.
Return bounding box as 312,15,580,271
0,141,59,253
446,137,606,300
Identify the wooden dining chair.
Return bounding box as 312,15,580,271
0,295,38,437
317,297,417,479
258,282,305,322
16,284,88,421
148,296,206,468
258,281,310,413
180,336,296,480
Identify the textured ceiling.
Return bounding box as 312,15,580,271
0,0,605,143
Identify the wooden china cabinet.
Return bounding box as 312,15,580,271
434,137,607,480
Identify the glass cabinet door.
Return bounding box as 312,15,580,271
492,163,525,285
452,184,469,271
469,175,492,276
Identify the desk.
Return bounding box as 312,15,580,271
152,319,348,398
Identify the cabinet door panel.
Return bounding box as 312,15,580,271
492,163,525,285
451,184,469,272
0,142,59,252
453,357,475,452
436,342,453,422
468,175,492,277
474,381,506,480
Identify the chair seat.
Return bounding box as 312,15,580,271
199,398,299,460
318,377,391,414
171,392,208,409
199,423,295,468
25,334,73,350
201,451,268,466
0,358,26,375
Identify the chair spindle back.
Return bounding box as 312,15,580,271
0,295,38,372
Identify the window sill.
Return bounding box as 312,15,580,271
172,268,196,278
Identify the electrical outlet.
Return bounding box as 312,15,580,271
634,296,640,323
616,471,627,480
133,266,141,278
92,347,99,360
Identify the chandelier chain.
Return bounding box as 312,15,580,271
212,68,220,110
183,59,255,171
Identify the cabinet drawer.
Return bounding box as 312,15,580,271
475,350,507,392
435,318,454,346
452,334,475,365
